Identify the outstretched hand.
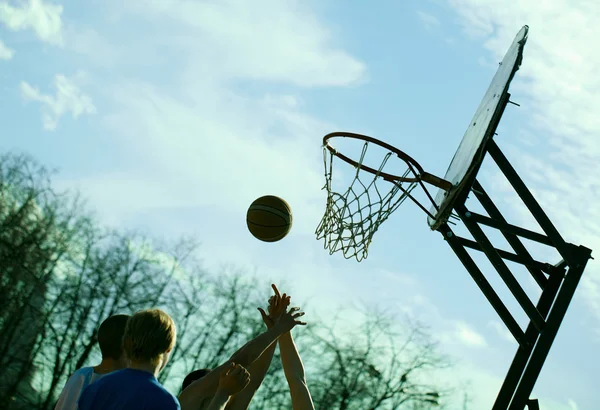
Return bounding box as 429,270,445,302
269,284,290,318
275,306,307,333
217,363,250,396
258,284,291,329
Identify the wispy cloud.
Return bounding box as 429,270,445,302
488,320,515,343
0,38,14,59
454,321,488,347
56,0,367,230
448,0,600,326
417,11,441,30
0,0,63,45
20,73,96,130
123,0,367,87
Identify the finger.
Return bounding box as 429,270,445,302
272,284,281,298
258,307,268,319
294,320,307,325
242,376,250,388
224,362,235,375
292,311,305,318
289,307,300,313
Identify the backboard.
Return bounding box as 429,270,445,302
428,26,529,230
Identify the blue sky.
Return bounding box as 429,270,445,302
1,0,598,409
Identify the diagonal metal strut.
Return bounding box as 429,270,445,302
437,140,592,410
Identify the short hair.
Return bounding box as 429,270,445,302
98,314,131,360
181,368,211,391
122,309,176,365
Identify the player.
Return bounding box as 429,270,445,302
78,309,179,410
261,285,314,410
54,314,130,410
178,291,306,410
180,292,285,409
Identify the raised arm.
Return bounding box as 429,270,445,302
178,294,305,410
269,286,314,410
224,342,277,410
206,363,250,410
179,326,280,409
279,331,314,410
225,295,285,410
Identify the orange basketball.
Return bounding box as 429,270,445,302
246,195,293,242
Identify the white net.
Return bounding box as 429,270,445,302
315,141,417,262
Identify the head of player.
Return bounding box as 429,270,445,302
78,309,180,410
97,314,130,371
123,308,177,375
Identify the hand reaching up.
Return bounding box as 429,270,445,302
275,306,307,333
217,363,250,396
268,284,290,319
258,284,291,329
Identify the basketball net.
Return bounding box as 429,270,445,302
315,142,418,262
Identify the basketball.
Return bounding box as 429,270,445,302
246,195,293,242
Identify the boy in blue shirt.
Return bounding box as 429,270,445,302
78,309,180,410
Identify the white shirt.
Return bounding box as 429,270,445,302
54,367,106,410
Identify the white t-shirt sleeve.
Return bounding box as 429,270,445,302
54,368,95,410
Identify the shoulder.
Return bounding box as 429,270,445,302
54,368,95,410
149,384,180,410
68,367,94,381
161,393,181,410
59,367,95,394
82,369,124,392
95,369,127,382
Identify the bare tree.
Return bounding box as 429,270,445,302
0,152,458,410
303,307,452,410
0,154,91,409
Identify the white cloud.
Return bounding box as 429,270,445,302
64,24,119,66
123,0,366,87
417,11,441,29
20,73,96,130
453,321,488,347
54,0,366,231
98,83,328,236
488,320,515,343
0,0,63,45
447,0,600,325
0,38,14,59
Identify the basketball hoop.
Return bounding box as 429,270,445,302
315,132,452,262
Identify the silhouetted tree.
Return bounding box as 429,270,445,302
0,154,91,409
0,152,457,409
